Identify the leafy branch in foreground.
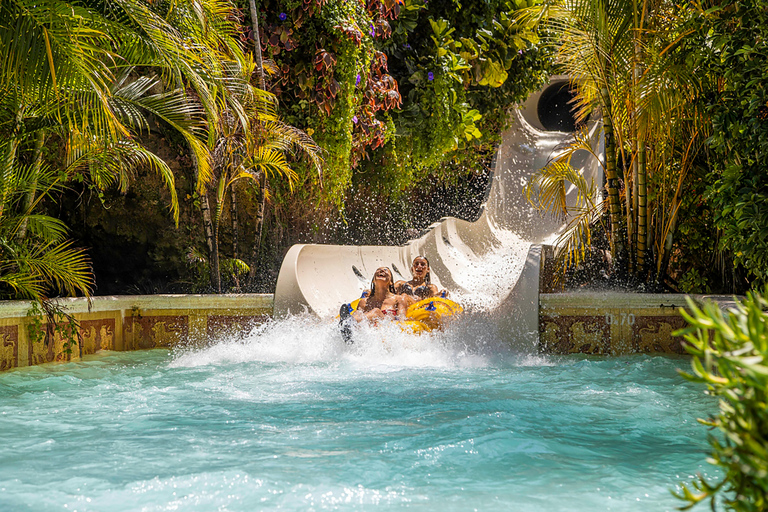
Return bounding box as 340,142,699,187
674,291,768,511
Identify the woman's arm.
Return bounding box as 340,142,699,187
395,295,408,320
352,298,368,322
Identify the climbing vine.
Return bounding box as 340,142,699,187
26,300,82,357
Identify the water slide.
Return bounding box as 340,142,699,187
274,76,603,343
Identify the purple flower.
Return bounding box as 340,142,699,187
370,24,376,36
352,115,359,124
518,49,523,55
427,71,434,81
356,74,361,86
403,43,411,49
279,12,287,21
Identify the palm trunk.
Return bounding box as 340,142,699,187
200,192,221,292
248,0,266,90
600,87,627,275
192,150,221,292
230,185,241,291
636,137,647,275
634,0,648,278
248,173,267,284
624,154,635,274
1,111,23,219
247,0,266,288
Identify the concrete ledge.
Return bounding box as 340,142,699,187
0,291,742,371
0,294,273,371
539,292,738,356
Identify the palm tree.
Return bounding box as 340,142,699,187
0,0,249,297
519,0,705,286
0,159,93,300
206,57,323,291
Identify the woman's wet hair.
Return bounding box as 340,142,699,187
413,256,431,285
370,267,396,295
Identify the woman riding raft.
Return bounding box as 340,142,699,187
395,256,447,305
352,267,407,323
339,267,406,343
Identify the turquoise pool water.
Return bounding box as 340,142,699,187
0,316,717,511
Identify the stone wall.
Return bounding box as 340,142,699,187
539,292,738,356
0,295,273,371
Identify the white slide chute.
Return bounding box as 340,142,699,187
274,77,603,343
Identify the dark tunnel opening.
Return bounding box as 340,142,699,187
537,82,579,132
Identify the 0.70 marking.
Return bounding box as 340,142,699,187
605,313,635,326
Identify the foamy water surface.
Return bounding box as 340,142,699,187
0,316,719,511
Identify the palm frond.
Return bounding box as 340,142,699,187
247,147,298,189
525,130,601,217
260,120,324,178
0,268,46,300
24,240,93,298
15,215,70,244
554,200,605,268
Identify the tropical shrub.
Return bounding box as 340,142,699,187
676,291,768,511
699,0,768,287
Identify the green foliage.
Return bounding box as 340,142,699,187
253,0,551,212
699,0,768,287
666,162,738,295
675,291,768,511
0,160,93,300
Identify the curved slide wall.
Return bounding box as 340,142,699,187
274,77,603,343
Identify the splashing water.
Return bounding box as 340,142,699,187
0,317,719,512
172,314,517,370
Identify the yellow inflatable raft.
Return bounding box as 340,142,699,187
343,296,463,334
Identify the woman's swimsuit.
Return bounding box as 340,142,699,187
400,283,431,299
381,307,398,317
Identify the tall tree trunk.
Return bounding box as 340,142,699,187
248,0,266,90
624,153,635,274
248,172,267,284
200,192,221,292
628,40,639,276
600,87,627,275
1,110,24,219
247,0,267,288
634,0,648,278
230,185,241,291
192,149,220,293
636,136,647,275
231,186,239,261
